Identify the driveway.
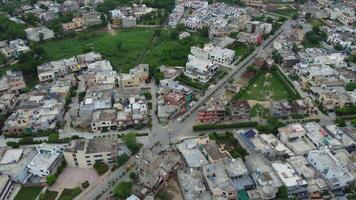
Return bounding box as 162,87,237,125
50,167,100,192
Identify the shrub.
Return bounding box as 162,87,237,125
82,181,90,189
114,181,133,199
93,162,109,175
192,122,258,131
6,141,19,148
129,172,136,179
46,175,57,186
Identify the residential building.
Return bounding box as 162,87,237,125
0,94,18,115
64,138,123,168
287,156,329,194
202,161,236,199
304,122,342,149
5,70,26,92
136,149,182,191
184,54,218,83
0,148,37,183
116,96,148,128
176,139,209,168
201,140,230,163
245,154,281,200
91,109,117,133
271,161,308,199
27,144,63,177
177,169,212,200
25,27,54,42
238,129,294,159
307,148,354,190
191,43,235,65
79,87,113,119
0,175,14,200
269,100,292,118
278,123,316,155
197,96,226,123
223,158,254,191
230,100,250,120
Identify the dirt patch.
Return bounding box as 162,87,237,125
50,167,100,192
156,177,183,200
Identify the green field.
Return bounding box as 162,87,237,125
237,70,292,101
143,30,208,67
40,29,154,73
269,4,297,18
14,186,43,200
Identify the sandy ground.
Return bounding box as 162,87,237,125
50,167,100,192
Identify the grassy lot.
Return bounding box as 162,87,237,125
269,4,297,17
42,190,59,200
14,186,43,200
229,42,255,60
143,30,208,68
237,70,292,101
40,29,154,73
58,187,82,200
250,103,269,118
208,132,248,159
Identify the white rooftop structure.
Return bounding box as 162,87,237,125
304,122,342,149
307,148,354,190
0,149,24,165
176,139,209,168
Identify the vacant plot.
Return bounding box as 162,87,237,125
50,167,99,192
14,186,43,200
143,30,208,68
58,187,82,200
237,70,292,101
40,29,154,73
209,132,248,159
269,4,297,17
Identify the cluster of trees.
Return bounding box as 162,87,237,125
122,132,143,154
336,104,356,116
345,83,356,91
137,9,166,25
114,181,133,199
0,15,26,40
93,162,109,175
46,160,67,186
305,26,327,45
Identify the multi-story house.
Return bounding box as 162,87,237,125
230,100,250,120
64,138,121,168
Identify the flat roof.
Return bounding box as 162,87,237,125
271,161,307,187
177,139,208,168
0,149,24,164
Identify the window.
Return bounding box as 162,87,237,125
85,156,90,158
94,154,103,158
72,154,76,157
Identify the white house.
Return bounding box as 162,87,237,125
307,148,354,190
27,144,63,177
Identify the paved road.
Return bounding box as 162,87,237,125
143,21,300,152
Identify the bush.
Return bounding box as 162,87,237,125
46,175,57,186
122,133,143,154
114,181,133,199
82,181,90,189
93,162,109,175
117,153,129,166
129,172,136,179
6,141,19,148
336,104,356,116
192,122,258,131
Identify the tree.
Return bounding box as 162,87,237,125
345,83,356,91
265,17,273,23
46,175,57,186
116,41,122,50
335,118,346,127
93,162,109,175
305,13,312,21
198,27,209,38
122,133,142,154
117,153,129,166
114,181,133,199
39,33,44,42
176,23,185,32
351,119,356,127
154,29,161,37
272,51,283,64
170,30,179,39
292,43,299,53
129,172,136,179
48,133,59,143
277,185,289,200
6,141,19,148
